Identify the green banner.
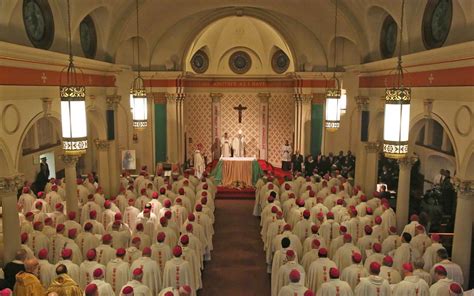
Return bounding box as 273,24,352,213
154,104,167,162
311,104,324,156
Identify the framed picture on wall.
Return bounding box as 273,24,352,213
121,150,136,170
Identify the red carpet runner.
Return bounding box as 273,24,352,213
198,199,271,296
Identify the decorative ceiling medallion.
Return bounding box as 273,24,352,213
422,0,452,49
22,0,54,50
191,50,209,73
80,15,97,59
380,14,397,59
229,51,252,74
272,50,290,74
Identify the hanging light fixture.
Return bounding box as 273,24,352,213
60,0,87,155
325,0,341,132
130,0,147,129
338,39,347,116
383,0,410,159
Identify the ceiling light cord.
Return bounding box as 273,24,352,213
136,0,141,77
397,0,405,86
332,0,338,80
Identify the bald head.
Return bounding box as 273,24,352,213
24,258,39,273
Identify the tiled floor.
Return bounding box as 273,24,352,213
198,199,271,296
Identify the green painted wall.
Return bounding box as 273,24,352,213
311,104,324,156
154,104,167,162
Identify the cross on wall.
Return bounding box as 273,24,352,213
41,72,47,84
428,73,434,85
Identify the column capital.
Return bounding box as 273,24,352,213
453,178,474,198
301,94,313,104
355,96,369,111
60,155,79,166
365,141,381,153
106,95,121,110
177,93,186,102
40,97,53,116
210,92,223,103
165,93,177,104
94,139,110,151
423,98,434,119
397,155,418,169
0,174,25,196
258,92,271,103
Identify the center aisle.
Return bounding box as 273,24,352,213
198,199,271,296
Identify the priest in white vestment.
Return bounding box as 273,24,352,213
275,250,305,296
306,248,337,293
193,149,205,179
37,248,55,288
86,267,115,296
333,234,361,271
232,130,245,157
79,249,105,289
96,234,116,266
393,233,420,272
379,255,401,285
119,268,152,296
429,265,458,296
392,263,429,296
354,262,391,296
278,269,311,296
317,267,353,296
151,232,172,274
163,246,195,296
430,248,464,287
220,132,232,157
340,252,368,291
130,247,162,296
106,248,131,293
422,233,445,271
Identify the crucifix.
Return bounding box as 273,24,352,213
233,104,247,123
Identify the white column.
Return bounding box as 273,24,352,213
106,95,122,195
61,155,79,215
354,96,369,187
396,157,413,233
0,174,24,264
364,142,380,194
300,94,313,156
258,93,271,161
166,93,178,163
94,139,111,195
452,179,473,289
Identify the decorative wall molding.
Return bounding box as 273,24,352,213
365,141,381,153
145,78,332,89
453,178,474,198
106,95,121,110
454,105,472,136
0,174,25,195
94,139,110,151
355,96,370,111
60,155,79,166
0,66,116,87
41,97,53,116
1,104,20,135
423,99,434,119
359,66,474,88
397,155,419,168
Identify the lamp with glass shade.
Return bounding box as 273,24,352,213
325,0,341,132
383,0,411,159
60,0,87,155
130,0,147,129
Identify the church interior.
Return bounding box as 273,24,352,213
0,0,473,295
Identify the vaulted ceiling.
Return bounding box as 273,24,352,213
1,0,472,71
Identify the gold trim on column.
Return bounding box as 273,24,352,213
365,141,381,153
60,155,79,166
94,139,110,151
453,178,474,198
0,174,25,195
106,95,122,110
355,96,369,111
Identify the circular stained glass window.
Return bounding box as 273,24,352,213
380,15,398,59
23,0,54,49
229,51,252,74
191,50,209,73
422,0,452,49
272,50,290,74
80,15,97,59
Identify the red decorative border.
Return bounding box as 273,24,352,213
0,66,116,87
145,79,331,88
359,66,474,88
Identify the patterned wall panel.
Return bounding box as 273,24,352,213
268,94,294,166
185,93,212,161
221,93,260,158
185,92,294,167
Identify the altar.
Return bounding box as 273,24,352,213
210,157,263,186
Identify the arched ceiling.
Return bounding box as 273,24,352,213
1,0,472,69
